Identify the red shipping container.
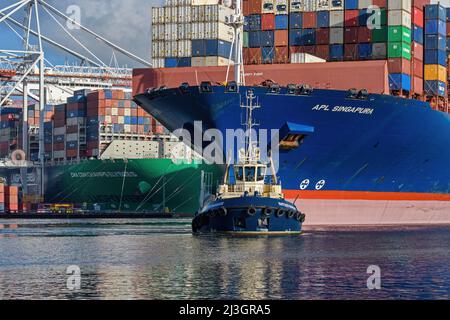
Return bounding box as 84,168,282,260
447,22,450,36
243,0,250,16
372,0,387,8
412,7,424,28
261,14,275,30
344,44,358,61
345,10,359,27
118,108,125,116
412,42,423,61
344,27,358,44
302,12,317,28
66,149,77,158
294,45,315,55
316,28,330,45
388,58,411,74
274,46,289,63
412,76,424,95
357,27,372,43
131,108,138,117
413,0,431,11
274,30,288,46
248,47,262,64
413,59,423,78
315,45,330,60
249,0,262,14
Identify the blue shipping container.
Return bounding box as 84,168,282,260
289,29,303,46
244,16,250,31
275,15,288,30
192,39,206,56
178,57,191,67
424,49,447,66
248,14,261,31
317,11,329,28
164,57,178,68
260,30,274,47
358,43,372,59
302,29,316,45
289,12,302,29
424,80,446,96
424,20,446,36
205,40,233,58
329,44,344,60
413,25,424,44
389,73,411,91
425,4,446,21
359,9,370,26
345,0,358,10
261,47,274,63
424,34,446,50
249,31,261,47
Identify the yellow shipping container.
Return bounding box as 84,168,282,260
424,65,447,82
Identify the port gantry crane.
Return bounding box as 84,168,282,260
0,0,153,197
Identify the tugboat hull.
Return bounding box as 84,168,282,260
192,197,304,235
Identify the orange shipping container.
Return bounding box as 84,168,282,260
248,0,262,14
274,46,289,63
274,30,288,46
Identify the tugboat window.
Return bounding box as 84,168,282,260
257,167,265,181
236,167,244,181
245,167,256,182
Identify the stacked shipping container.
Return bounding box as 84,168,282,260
0,183,19,213
152,0,235,67
423,3,447,97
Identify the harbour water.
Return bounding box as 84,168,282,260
0,219,449,300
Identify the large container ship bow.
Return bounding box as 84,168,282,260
134,0,450,225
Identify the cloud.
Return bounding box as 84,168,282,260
40,0,163,67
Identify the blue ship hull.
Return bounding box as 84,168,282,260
135,85,450,225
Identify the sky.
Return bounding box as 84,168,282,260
0,0,449,68
0,0,163,68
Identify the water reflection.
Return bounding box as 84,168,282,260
0,219,449,299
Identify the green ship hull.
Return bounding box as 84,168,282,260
44,159,222,213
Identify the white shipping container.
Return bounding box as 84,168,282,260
275,0,288,14
178,6,192,23
151,7,158,25
54,127,65,135
66,133,78,141
289,0,302,12
53,151,65,158
191,57,207,66
210,5,234,23
302,0,317,12
210,22,234,42
164,7,171,23
177,40,192,57
388,10,411,28
358,0,372,9
152,41,164,58
170,6,178,23
388,0,412,13
317,0,330,11
329,11,344,27
166,41,178,57
152,58,165,68
192,0,219,5
329,27,344,44
178,23,192,39
157,7,164,24
262,0,275,13
290,53,326,64
205,56,234,66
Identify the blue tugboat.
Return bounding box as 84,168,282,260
192,90,305,235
